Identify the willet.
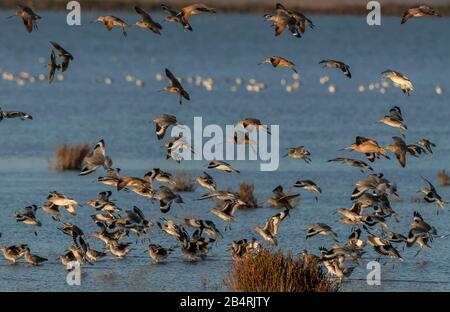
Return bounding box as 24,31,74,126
386,136,408,168
196,171,217,191
231,238,261,259
48,191,79,216
210,201,241,229
47,50,60,84
382,70,413,95
157,219,186,240
401,5,441,24
368,235,403,262
15,205,41,236
134,6,162,35
327,157,373,172
92,16,129,37
306,223,338,241
153,114,183,140
208,160,239,173
259,56,298,73
183,218,222,239
153,186,183,213
267,185,299,209
0,107,33,122
8,5,41,33
378,107,407,136
50,41,74,72
86,191,121,213
79,139,112,176
163,68,190,104
319,60,351,78
418,176,447,214
294,180,322,202
98,168,122,187
255,209,289,246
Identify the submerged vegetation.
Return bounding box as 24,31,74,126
172,171,197,192
225,249,340,292
49,143,90,171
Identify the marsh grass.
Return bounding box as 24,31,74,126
49,143,90,171
172,171,196,192
237,182,258,209
438,170,450,187
224,249,340,292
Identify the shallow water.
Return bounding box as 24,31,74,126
1,12,450,292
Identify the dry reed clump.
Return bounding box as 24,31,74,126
172,171,196,192
224,249,340,292
438,170,450,187
49,143,90,171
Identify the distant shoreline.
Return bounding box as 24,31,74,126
1,1,450,15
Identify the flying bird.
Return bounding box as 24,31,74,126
8,5,41,33
92,16,129,37
79,139,112,176
319,60,351,78
134,6,162,34
50,41,74,72
255,209,289,246
0,107,33,122
382,70,413,95
259,56,298,73
47,50,60,84
401,5,441,24
163,68,190,104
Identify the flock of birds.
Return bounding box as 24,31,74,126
0,2,448,285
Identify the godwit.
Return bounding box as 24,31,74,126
344,136,390,162
134,6,162,35
196,171,217,191
116,172,154,198
50,42,74,72
418,176,447,214
79,139,112,176
319,60,351,78
0,107,32,122
327,157,373,172
401,5,441,24
47,191,79,216
148,244,173,263
418,139,436,153
275,3,315,34
153,114,183,140
92,16,129,37
161,3,192,31
382,70,413,95
15,205,41,236
386,136,408,168
255,209,289,246
264,10,300,37
208,160,239,173
294,180,322,202
8,5,41,33
267,185,299,209
177,3,217,31
236,118,271,134
306,223,338,241
284,146,311,163
368,235,403,262
259,56,298,73
47,50,60,84
163,68,190,104
23,247,47,266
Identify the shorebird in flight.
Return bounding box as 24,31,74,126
15,205,41,236
294,180,322,202
231,238,261,259
161,3,192,30
368,235,403,262
86,191,121,213
401,5,441,24
417,139,436,154
319,60,351,78
284,146,311,163
382,70,413,95
264,10,301,37
267,185,300,209
386,136,408,168
134,6,162,34
208,160,240,173
327,157,373,172
306,223,338,242
275,3,315,34
418,176,447,214
196,171,217,191
116,171,154,199
163,68,190,104
0,107,32,122
255,209,289,246
183,218,222,239
47,50,60,84
50,42,74,72
236,118,271,134
378,106,407,136
47,191,79,216
79,139,112,176
92,16,129,37
153,114,184,140
259,56,298,73
153,186,184,213
177,3,217,31
344,136,390,162
8,5,41,33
